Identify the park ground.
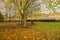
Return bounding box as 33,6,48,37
0,22,60,40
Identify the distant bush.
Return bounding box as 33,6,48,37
0,12,4,22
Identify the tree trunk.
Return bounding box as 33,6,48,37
21,12,27,27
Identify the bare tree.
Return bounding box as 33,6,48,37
12,0,40,27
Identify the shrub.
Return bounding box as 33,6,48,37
0,12,4,22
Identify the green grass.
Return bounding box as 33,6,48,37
33,22,60,34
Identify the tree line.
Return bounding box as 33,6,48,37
0,0,60,27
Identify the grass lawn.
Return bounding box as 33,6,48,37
34,22,60,31
0,22,60,40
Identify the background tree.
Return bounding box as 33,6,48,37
2,0,17,21
4,0,12,21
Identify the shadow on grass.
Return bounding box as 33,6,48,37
0,22,34,29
